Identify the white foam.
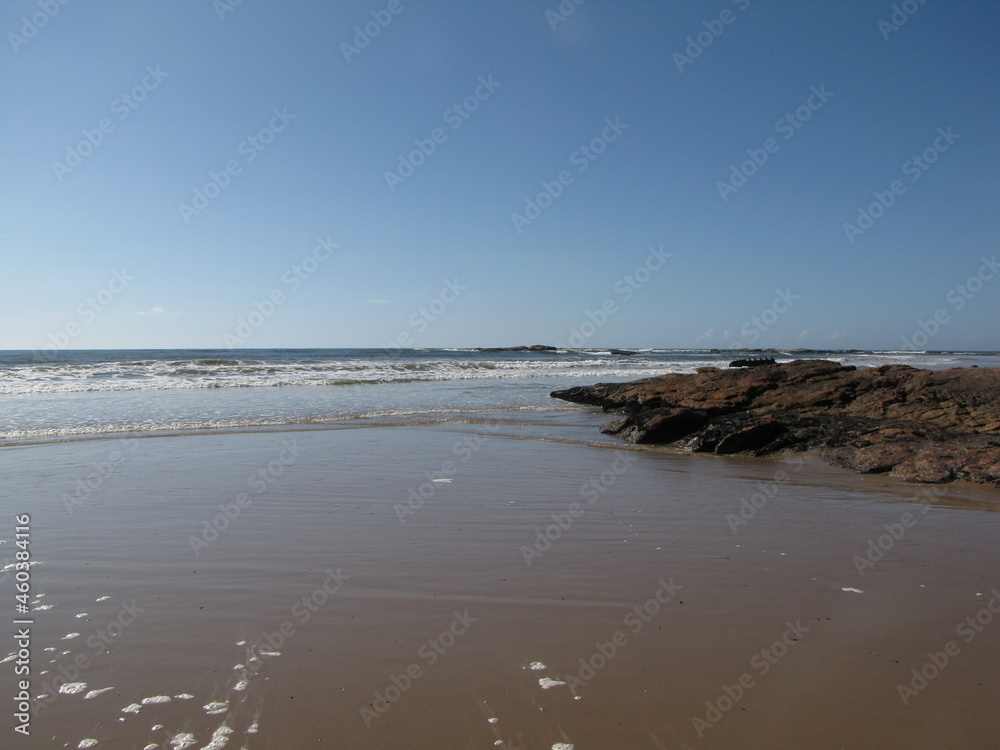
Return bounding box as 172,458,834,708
552,744,574,750
84,687,115,699
96,596,111,602
34,604,53,611
142,695,171,704
77,740,99,749
203,700,229,715
232,679,248,691
528,661,547,671
122,703,143,713
259,650,280,657
169,734,197,750
247,719,259,734
174,693,194,700
200,725,234,750
841,587,864,594
63,632,81,640
152,724,163,730
0,652,15,664
488,717,499,724
538,677,565,690
59,682,88,694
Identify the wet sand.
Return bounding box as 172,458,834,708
2,414,1000,749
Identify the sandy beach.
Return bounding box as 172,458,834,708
3,410,999,749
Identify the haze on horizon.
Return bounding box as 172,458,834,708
2,0,998,353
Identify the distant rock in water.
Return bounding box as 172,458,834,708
609,349,638,356
729,356,776,368
551,360,1000,487
476,345,559,353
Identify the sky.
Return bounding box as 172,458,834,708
2,0,998,352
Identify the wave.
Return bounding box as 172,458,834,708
0,356,693,396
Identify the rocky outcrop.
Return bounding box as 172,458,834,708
551,360,1000,486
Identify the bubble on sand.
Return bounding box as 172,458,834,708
96,596,111,602
59,682,88,694
0,652,15,664
143,745,158,750
235,640,246,646
232,679,249,691
200,725,234,750
488,717,499,724
247,718,259,734
142,695,171,704
538,677,565,690
169,734,196,750
122,703,143,713
432,478,452,483
841,587,864,593
84,687,115,699
552,744,574,750
75,612,89,618
63,632,81,640
34,604,53,610
78,740,99,748
152,724,163,730
259,650,280,657
203,700,229,715
528,661,547,671
174,693,194,700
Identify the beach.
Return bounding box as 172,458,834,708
3,364,1000,748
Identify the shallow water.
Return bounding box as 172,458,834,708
2,413,999,748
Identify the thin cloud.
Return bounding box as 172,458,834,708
137,306,166,315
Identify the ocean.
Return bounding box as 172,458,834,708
4,347,999,443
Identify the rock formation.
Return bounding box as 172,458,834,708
551,360,1000,486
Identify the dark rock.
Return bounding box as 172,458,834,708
476,345,559,353
715,420,787,454
604,408,709,444
551,360,1000,487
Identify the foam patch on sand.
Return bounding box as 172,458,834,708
77,740,99,748
141,695,171,704
203,700,229,715
529,661,547,670
169,734,196,750
59,682,87,694
84,687,115,699
538,677,565,689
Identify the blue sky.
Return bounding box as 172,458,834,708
2,0,998,351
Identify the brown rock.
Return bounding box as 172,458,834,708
551,360,1000,487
